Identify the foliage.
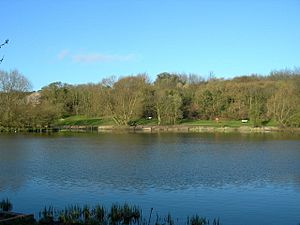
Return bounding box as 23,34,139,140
1,68,300,129
153,73,185,125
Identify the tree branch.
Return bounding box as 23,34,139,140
0,39,9,48
0,39,9,64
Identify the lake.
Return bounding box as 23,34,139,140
0,132,299,225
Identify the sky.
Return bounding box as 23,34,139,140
1,0,300,90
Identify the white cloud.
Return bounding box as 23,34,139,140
72,53,134,63
57,49,70,60
57,50,134,63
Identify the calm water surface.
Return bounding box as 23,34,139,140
0,132,300,225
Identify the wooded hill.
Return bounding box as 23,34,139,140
0,69,300,129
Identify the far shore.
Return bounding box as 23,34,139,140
58,124,300,133
2,124,300,134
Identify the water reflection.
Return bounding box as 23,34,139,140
1,132,300,225
0,132,300,191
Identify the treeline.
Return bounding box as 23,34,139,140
0,69,300,129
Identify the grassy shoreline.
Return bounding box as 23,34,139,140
55,115,274,127
1,116,300,133
54,116,300,133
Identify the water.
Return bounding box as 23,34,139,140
0,132,300,225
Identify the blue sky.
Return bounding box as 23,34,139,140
1,0,300,90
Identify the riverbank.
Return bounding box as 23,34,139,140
2,118,300,133
61,124,300,133
54,116,300,133
1,124,300,133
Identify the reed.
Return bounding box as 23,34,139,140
0,198,13,212
187,215,209,225
94,204,105,223
3,199,299,225
19,201,220,225
38,206,55,224
108,203,141,225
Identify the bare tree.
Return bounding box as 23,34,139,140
267,81,300,127
0,70,31,127
105,75,148,125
